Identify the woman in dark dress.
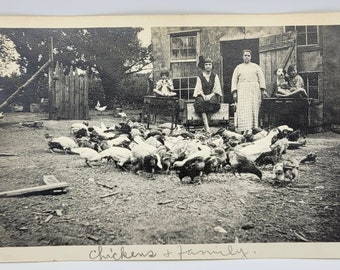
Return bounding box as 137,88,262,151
193,57,222,133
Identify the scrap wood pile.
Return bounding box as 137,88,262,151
44,120,316,185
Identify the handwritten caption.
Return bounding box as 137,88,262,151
89,245,251,261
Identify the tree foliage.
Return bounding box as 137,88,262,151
0,27,152,108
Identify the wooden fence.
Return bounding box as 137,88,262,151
49,62,89,120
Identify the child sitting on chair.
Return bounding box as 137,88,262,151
153,69,177,97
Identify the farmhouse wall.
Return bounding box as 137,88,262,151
321,25,340,125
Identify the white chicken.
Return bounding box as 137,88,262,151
95,100,107,112
99,146,132,169
70,147,102,167
45,134,78,154
236,125,292,162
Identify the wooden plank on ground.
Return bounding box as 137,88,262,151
0,182,68,198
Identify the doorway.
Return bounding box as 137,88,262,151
220,38,259,104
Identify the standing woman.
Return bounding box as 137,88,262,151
231,49,267,133
193,57,223,133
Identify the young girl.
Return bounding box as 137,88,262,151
275,65,308,98
153,69,177,97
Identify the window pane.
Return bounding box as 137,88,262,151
307,25,317,32
189,77,197,88
285,26,295,32
307,33,318,45
309,73,319,86
296,26,306,33
188,89,195,99
180,90,187,99
179,49,187,58
187,49,196,58
297,33,307,45
309,86,318,99
180,78,188,89
173,79,180,90
172,49,179,58
187,36,196,48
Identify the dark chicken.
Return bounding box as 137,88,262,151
227,150,262,180
174,156,206,183
255,144,281,167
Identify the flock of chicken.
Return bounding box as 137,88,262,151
44,120,315,184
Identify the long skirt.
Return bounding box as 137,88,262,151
235,82,261,132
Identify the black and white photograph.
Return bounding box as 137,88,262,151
0,11,340,266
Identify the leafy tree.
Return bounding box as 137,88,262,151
0,27,152,109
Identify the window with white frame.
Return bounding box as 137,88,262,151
171,35,197,61
285,25,318,46
172,77,197,100
170,30,199,100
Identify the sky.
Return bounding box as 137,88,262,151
138,27,151,47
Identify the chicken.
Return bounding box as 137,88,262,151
203,156,221,175
255,144,281,167
95,100,107,112
77,138,101,152
129,137,162,177
287,129,302,142
236,126,292,162
70,147,102,167
99,146,132,169
300,153,317,164
131,153,162,178
70,122,89,137
210,147,227,172
273,163,285,182
174,156,206,183
227,150,262,180
106,134,131,148
45,134,78,154
282,157,299,181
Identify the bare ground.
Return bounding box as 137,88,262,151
0,111,339,246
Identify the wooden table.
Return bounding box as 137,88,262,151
142,96,180,129
260,98,311,132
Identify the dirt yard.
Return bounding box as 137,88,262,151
0,111,339,247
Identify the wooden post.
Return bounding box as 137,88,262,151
69,66,75,119
74,70,80,119
84,67,90,119
79,76,84,119
48,37,54,119
64,71,70,119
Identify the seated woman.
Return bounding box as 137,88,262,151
153,69,177,97
193,57,222,133
273,65,308,98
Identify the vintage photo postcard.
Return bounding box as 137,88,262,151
0,13,339,263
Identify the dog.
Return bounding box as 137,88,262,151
274,68,290,95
